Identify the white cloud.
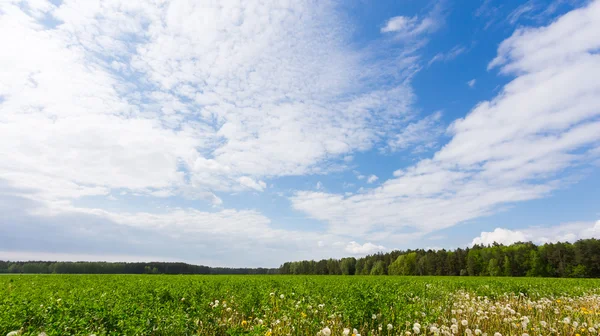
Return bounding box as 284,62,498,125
467,79,476,88
507,1,538,24
381,3,444,40
387,111,444,152
428,45,467,66
381,16,437,38
0,0,418,207
292,2,600,239
471,228,529,246
367,175,379,183
316,181,324,190
471,220,600,246
345,241,386,254
0,251,176,263
238,176,267,192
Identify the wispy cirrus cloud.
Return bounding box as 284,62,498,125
428,45,467,66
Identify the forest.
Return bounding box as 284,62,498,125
279,239,600,277
2,239,599,277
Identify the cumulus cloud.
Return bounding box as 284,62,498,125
471,228,529,246
345,241,387,254
471,220,600,246
467,79,476,88
292,1,600,239
366,175,379,183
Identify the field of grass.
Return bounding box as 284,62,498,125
2,275,600,335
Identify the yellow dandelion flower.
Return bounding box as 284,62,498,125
241,320,248,327
556,300,561,303
301,312,307,318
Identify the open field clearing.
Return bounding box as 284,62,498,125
2,275,600,335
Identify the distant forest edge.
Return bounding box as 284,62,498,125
280,239,600,278
0,261,277,275
2,239,599,277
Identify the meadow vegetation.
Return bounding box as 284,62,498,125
2,275,600,335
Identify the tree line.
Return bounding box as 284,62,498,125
279,239,600,277
0,261,278,275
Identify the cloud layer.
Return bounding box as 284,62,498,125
292,1,600,241
1,0,598,266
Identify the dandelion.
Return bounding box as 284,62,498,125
343,328,350,335
494,333,502,336
372,314,377,320
280,294,285,299
270,293,275,297
475,329,482,335
387,323,393,330
563,317,571,324
413,322,421,334
461,320,468,326
321,327,331,336
451,324,458,333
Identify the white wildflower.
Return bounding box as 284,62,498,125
321,327,331,336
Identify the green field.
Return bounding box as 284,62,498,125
2,275,600,335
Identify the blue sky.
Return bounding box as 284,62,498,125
0,0,599,267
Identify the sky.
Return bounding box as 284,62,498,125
0,0,599,268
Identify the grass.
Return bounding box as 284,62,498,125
1,275,600,335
